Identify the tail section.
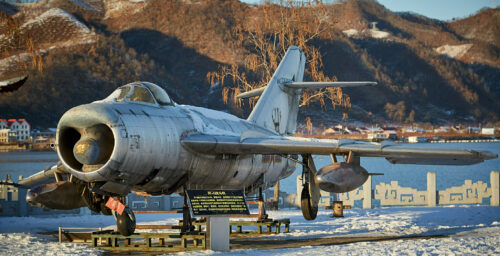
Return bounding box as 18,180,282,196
248,46,305,135
245,46,377,135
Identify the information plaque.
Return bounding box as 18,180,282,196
186,190,250,216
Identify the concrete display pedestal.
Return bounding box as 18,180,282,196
208,216,229,251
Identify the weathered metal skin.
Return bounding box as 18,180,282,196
55,83,296,196
314,162,369,193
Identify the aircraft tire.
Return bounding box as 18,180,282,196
116,207,136,236
301,184,318,220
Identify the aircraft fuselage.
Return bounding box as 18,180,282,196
56,99,296,196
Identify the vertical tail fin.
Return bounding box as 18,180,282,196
248,46,305,135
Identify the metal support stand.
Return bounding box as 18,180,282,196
181,192,193,233
257,187,268,221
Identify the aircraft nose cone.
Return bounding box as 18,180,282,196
73,138,101,165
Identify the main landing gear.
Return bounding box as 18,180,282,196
300,154,320,220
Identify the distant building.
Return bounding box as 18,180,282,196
404,127,426,133
466,127,481,133
407,136,428,143
481,128,495,135
367,133,386,142
434,126,450,133
0,119,30,142
0,129,17,143
32,128,56,141
383,130,397,140
322,128,336,135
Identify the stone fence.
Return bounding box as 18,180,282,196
297,171,500,208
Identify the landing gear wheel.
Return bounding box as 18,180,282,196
300,154,320,221
301,183,318,220
113,207,136,236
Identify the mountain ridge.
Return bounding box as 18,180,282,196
0,0,498,128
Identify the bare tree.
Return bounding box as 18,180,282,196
207,0,351,118
0,11,43,74
306,116,313,135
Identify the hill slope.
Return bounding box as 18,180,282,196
0,0,498,128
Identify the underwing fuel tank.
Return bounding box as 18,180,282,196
314,162,369,193
26,181,86,210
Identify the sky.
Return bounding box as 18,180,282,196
241,0,497,21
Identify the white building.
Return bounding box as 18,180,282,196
0,119,30,142
481,128,495,135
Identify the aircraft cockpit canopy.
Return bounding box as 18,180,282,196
106,82,173,106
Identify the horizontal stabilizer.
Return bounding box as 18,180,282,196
235,81,377,99
284,81,377,89
236,86,266,99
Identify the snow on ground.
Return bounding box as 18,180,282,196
369,29,390,39
434,44,473,59
21,8,91,34
103,0,148,19
342,28,390,39
342,29,359,37
0,205,499,255
0,53,32,75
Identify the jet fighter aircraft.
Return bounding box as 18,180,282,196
18,46,497,235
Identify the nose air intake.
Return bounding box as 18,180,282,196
59,123,115,172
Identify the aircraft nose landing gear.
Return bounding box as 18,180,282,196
107,197,136,236
113,207,136,236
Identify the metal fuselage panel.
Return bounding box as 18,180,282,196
57,102,296,195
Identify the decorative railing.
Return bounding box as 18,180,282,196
296,171,499,208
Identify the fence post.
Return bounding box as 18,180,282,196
427,172,436,206
491,171,499,206
363,175,372,209
0,178,5,200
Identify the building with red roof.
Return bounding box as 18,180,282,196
0,118,30,142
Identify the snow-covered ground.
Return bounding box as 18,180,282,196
341,28,390,39
0,205,499,255
434,44,473,59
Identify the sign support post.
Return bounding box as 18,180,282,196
208,216,230,251
186,189,249,252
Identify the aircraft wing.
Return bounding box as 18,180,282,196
181,134,497,165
